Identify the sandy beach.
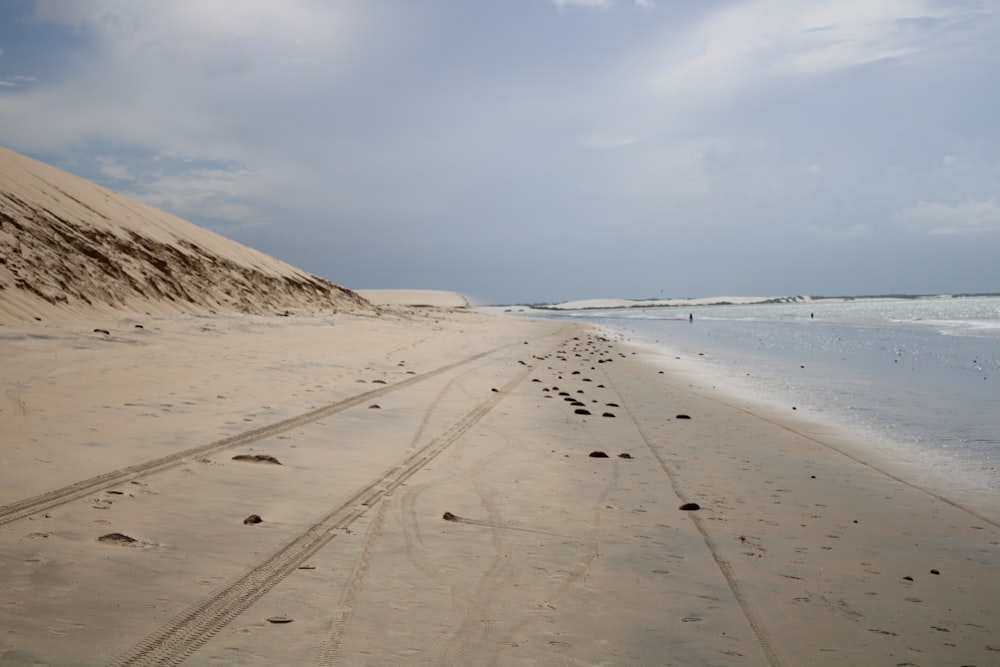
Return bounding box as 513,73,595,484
2,303,998,666
2,148,998,665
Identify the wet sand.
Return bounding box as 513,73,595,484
1,307,998,666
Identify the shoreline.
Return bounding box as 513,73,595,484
592,322,1000,527
2,309,998,665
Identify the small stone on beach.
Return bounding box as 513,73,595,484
243,514,263,525
679,502,701,511
232,454,282,465
589,451,609,458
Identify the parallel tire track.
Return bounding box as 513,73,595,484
0,343,515,529
106,347,546,667
600,353,787,667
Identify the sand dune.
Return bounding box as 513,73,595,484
356,289,471,308
0,147,371,324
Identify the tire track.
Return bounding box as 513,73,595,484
313,364,491,666
0,342,517,529
313,496,389,666
599,350,788,667
106,344,547,667
407,427,521,666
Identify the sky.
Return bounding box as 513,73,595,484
1,0,998,305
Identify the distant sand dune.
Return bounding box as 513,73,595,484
356,289,471,308
0,146,371,324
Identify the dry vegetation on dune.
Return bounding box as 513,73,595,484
0,147,371,323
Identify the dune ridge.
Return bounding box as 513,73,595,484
0,147,371,324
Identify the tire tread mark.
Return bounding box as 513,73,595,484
601,358,787,667
0,343,515,529
314,497,389,666
106,347,545,667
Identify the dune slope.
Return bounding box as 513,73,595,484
0,147,371,324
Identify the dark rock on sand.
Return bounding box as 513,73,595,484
243,514,263,525
98,532,137,544
589,451,609,458
676,414,691,420
602,412,616,418
94,328,110,335
679,502,701,511
618,453,633,459
232,454,282,464
574,408,591,415
442,511,459,521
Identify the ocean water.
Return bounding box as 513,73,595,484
539,296,1000,498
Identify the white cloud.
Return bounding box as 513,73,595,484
123,165,269,232
553,0,653,9
895,198,1000,235
649,0,991,95
553,0,615,8
94,155,133,181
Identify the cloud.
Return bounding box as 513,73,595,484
552,0,653,9
553,0,615,8
895,198,1000,235
94,155,133,181
649,0,993,96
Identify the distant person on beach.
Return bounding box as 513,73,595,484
689,313,693,323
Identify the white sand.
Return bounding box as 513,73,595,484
549,296,804,310
2,311,998,666
355,289,471,308
2,148,998,665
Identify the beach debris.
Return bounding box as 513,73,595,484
618,453,633,459
930,569,940,575
679,502,701,511
491,388,499,392
902,575,914,581
606,402,619,407
675,414,691,420
589,451,609,458
98,532,137,544
232,454,282,465
442,511,466,522
93,328,110,335
267,616,294,624
574,408,591,415
369,404,381,409
243,514,263,525
602,412,616,418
